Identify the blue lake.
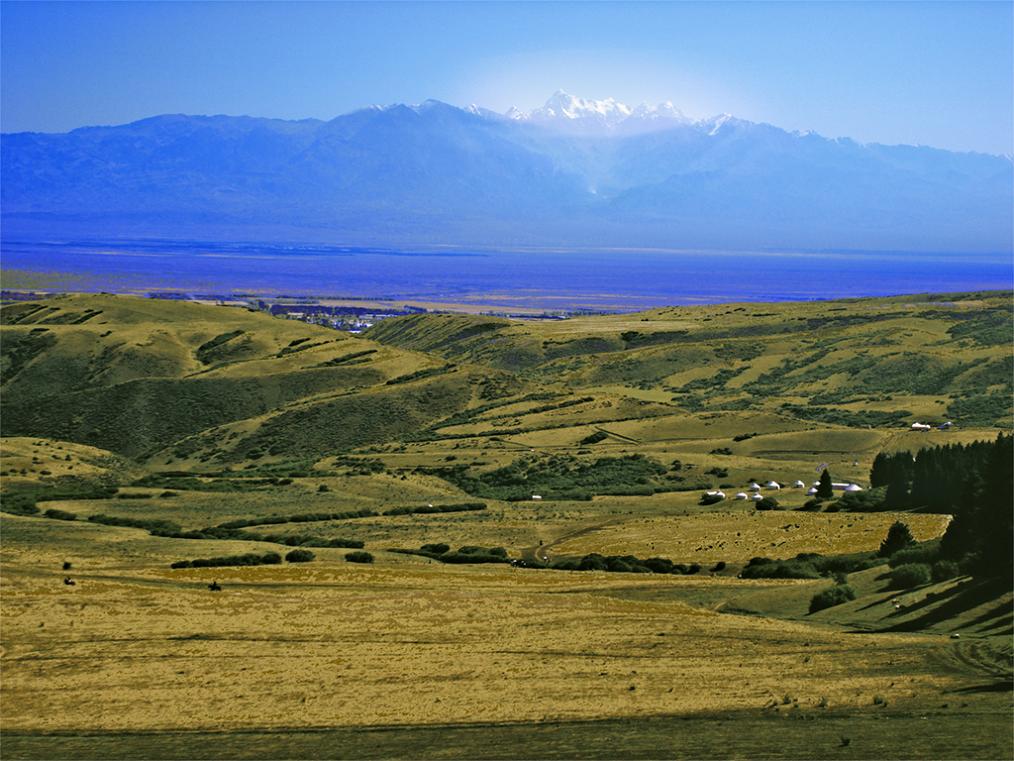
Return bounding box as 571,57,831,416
1,239,1011,311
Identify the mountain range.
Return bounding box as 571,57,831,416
2,91,1011,252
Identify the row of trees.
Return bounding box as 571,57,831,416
870,434,1011,578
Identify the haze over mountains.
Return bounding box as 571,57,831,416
2,91,1011,253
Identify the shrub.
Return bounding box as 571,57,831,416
799,499,823,512
317,484,330,492
345,551,374,564
285,549,316,563
741,561,821,580
711,561,727,572
931,559,960,582
43,508,77,521
889,563,932,589
699,492,725,506
420,543,450,555
809,584,856,613
888,542,939,568
756,497,780,511
170,552,282,569
2,494,40,515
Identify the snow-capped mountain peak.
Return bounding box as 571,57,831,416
507,91,700,133
537,90,631,122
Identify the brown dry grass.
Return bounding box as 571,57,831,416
550,511,951,563
2,545,967,734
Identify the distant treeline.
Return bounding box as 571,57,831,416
870,434,1012,578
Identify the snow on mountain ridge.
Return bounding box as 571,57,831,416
507,90,716,133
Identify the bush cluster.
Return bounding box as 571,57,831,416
382,502,486,516
392,544,510,564
345,551,374,564
284,549,316,563
809,584,856,613
931,559,960,582
171,552,282,569
440,453,671,501
216,508,378,530
549,553,700,575
43,508,78,521
741,551,879,580
889,563,932,589
887,541,939,568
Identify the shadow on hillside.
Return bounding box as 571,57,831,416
952,680,1013,694
876,578,1011,633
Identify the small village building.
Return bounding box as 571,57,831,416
844,484,863,492
807,487,819,496
751,494,763,501
910,422,932,432
734,492,748,500
792,480,805,488
748,482,761,491
531,495,542,500
764,481,781,489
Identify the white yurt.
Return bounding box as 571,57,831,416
807,487,818,496
751,494,764,501
734,492,748,500
765,481,781,489
792,480,805,488
844,484,863,493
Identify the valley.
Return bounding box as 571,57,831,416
1,290,1011,759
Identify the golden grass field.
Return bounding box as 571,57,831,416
549,511,952,563
0,513,994,733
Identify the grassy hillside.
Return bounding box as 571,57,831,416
0,294,523,461
369,291,1013,425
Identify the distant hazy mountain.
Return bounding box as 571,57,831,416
3,91,1011,252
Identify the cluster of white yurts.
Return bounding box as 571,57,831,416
704,478,864,503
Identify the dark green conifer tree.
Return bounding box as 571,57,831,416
878,521,915,557
816,468,834,500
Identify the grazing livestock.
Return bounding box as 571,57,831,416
208,581,222,592
63,577,76,586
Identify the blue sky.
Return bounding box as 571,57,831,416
2,1,1011,154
